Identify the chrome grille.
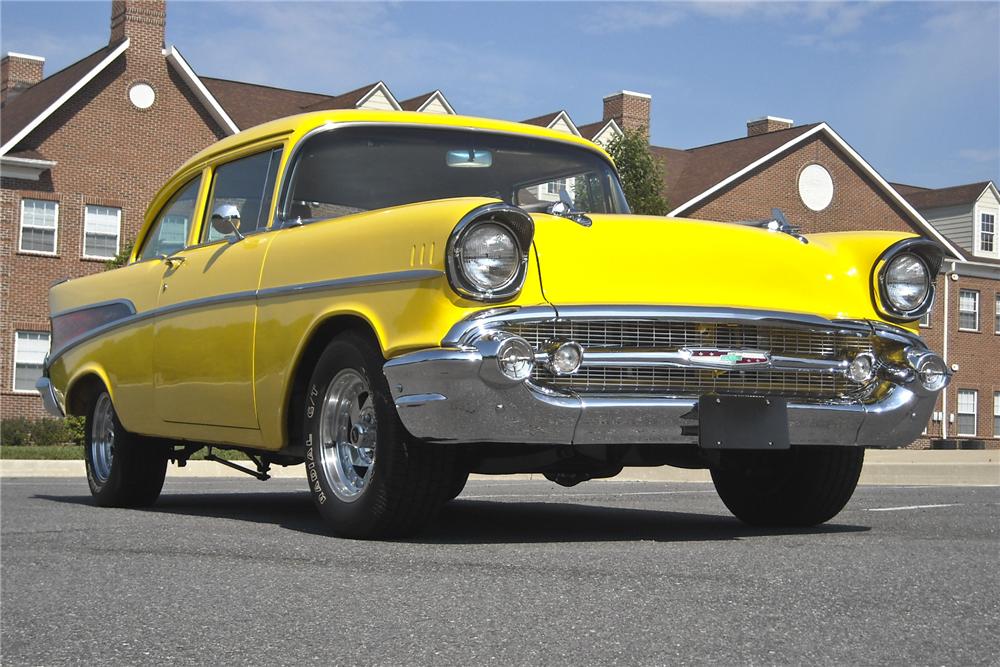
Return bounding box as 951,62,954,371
502,319,877,400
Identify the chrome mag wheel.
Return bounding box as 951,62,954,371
319,368,378,502
90,393,116,484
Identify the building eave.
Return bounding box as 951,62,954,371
0,155,57,181
0,39,130,156
165,46,240,135
667,123,967,261
357,81,401,111
416,90,455,114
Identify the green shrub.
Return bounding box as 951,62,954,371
0,417,85,447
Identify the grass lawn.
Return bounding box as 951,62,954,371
1,446,248,461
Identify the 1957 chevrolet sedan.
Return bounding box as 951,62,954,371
38,110,950,538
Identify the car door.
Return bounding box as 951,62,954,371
153,147,282,429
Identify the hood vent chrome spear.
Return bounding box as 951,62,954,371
733,208,808,244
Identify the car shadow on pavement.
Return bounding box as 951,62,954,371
35,491,870,543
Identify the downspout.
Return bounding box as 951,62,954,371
941,260,955,439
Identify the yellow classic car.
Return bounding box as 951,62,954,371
38,110,950,537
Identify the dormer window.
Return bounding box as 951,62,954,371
981,212,995,253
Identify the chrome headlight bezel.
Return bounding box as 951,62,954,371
446,203,534,302
873,239,942,323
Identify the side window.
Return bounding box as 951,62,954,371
139,177,202,261
202,148,282,243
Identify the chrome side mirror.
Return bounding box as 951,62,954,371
211,204,245,241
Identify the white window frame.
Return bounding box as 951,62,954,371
82,204,122,260
980,211,995,254
12,331,50,394
995,293,999,335
919,308,931,328
958,289,979,331
956,389,977,437
18,199,59,256
994,392,1000,439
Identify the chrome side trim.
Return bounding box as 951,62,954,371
45,269,444,368
256,269,442,300
50,298,137,320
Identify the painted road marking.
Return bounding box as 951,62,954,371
866,503,963,512
460,490,718,500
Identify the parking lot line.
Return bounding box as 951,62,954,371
866,503,963,512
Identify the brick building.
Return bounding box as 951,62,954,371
2,2,996,447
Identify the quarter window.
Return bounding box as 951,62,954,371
202,148,282,243
83,205,121,258
19,199,58,254
956,389,977,436
981,213,995,253
139,177,202,261
13,331,50,392
958,289,979,331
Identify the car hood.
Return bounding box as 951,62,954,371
530,213,894,322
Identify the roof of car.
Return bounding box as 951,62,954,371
175,108,613,176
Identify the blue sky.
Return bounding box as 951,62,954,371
2,1,998,188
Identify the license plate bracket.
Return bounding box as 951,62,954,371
699,395,790,450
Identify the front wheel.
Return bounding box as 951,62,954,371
85,389,168,507
302,332,454,538
710,446,864,526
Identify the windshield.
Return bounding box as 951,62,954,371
281,126,630,223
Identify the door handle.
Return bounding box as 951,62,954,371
160,254,186,268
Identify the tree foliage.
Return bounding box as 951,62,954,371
103,241,134,270
606,128,669,216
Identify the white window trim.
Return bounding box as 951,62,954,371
918,310,931,328
993,392,1000,439
81,204,122,260
18,199,59,256
11,331,49,395
995,293,1000,335
956,389,977,437
975,207,997,256
958,289,979,332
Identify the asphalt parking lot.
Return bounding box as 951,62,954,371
2,477,998,666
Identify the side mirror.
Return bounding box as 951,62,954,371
211,204,245,241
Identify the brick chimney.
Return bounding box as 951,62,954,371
603,90,651,135
110,0,166,52
1,52,45,104
747,116,794,137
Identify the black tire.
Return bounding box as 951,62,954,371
710,446,864,526
445,469,470,502
85,389,168,508
301,332,454,538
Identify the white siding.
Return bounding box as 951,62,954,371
923,204,974,252
549,117,575,135
358,89,396,111
593,124,622,148
973,187,1000,259
420,97,451,115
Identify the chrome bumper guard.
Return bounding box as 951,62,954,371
36,376,66,418
383,307,950,449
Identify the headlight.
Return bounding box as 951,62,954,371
883,253,930,313
458,223,519,291
873,239,941,322
447,203,534,302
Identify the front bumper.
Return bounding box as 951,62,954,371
383,307,948,449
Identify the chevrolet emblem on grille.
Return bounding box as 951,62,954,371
679,348,771,367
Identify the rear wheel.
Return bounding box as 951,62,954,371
85,390,168,507
302,332,454,538
710,446,864,526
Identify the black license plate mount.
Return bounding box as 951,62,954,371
699,395,790,450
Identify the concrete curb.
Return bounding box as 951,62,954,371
1,451,997,486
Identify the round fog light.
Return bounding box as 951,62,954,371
847,353,875,383
916,354,948,392
548,342,584,375
497,336,534,381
